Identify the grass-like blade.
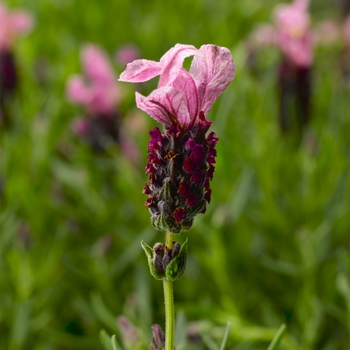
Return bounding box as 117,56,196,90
267,324,286,350
219,322,231,350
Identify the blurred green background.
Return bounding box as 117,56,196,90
1,0,349,349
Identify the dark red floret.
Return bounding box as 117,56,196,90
167,123,181,137
204,189,212,203
173,208,186,223
148,127,163,152
149,127,162,140
145,162,157,175
206,165,215,180
207,148,217,165
183,156,196,174
206,131,219,146
145,196,155,207
197,111,212,128
142,184,152,195
178,181,191,197
190,144,206,163
190,170,203,185
186,194,198,208
185,138,195,149
204,177,210,191
147,150,161,164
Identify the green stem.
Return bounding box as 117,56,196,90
164,231,174,350
165,231,173,250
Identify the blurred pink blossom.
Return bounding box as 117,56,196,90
66,44,121,115
115,44,140,66
0,2,34,51
250,0,313,67
273,0,313,67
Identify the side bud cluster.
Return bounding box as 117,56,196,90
141,239,188,281
143,113,218,233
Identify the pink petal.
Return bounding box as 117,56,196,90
118,59,161,82
170,68,198,123
158,43,198,87
190,45,235,115
10,11,34,34
135,87,191,126
81,44,115,85
66,75,89,104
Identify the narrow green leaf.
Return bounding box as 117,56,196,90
267,324,286,350
219,322,231,350
111,334,122,350
99,330,113,350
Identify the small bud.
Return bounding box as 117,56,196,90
116,316,139,347
172,242,181,259
150,324,165,350
152,243,166,275
141,239,189,281
141,241,164,280
165,238,189,281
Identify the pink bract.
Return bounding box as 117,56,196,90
0,2,34,51
119,43,235,127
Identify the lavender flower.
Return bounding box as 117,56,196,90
248,0,313,131
66,44,123,152
0,2,33,103
119,44,235,233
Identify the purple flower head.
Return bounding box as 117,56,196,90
119,44,235,233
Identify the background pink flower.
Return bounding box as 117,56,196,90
272,0,313,67
0,2,34,51
66,44,121,115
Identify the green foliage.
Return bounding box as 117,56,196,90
1,0,349,349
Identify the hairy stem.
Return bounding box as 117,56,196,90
164,231,174,350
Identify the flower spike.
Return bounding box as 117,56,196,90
119,43,235,232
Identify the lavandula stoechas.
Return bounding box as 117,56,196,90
119,44,235,233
